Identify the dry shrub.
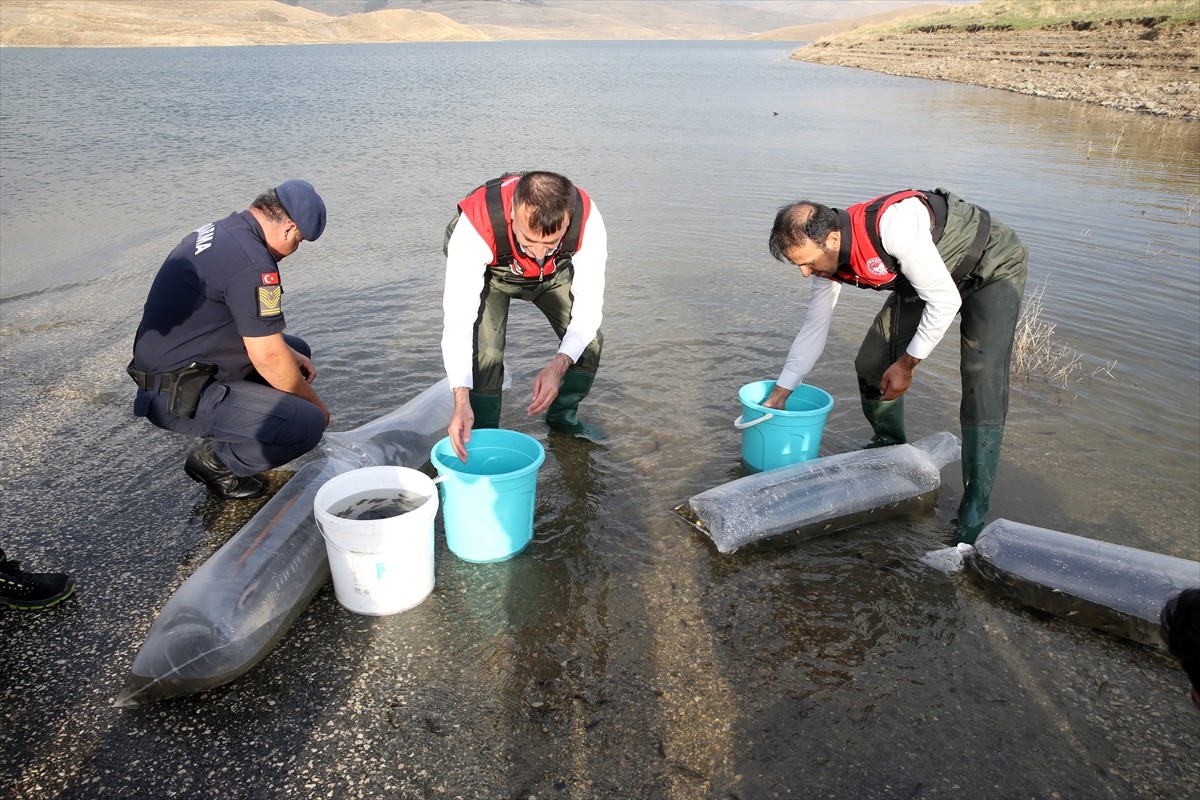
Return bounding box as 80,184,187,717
1011,280,1117,403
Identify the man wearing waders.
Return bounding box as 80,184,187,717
441,171,608,462
764,189,1028,544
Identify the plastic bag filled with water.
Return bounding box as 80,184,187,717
114,379,454,706
960,518,1200,646
678,432,961,554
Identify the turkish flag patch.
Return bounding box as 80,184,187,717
261,272,280,286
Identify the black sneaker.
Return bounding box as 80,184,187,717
0,549,77,611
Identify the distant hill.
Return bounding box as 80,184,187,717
0,0,958,47
292,1,961,39
749,3,956,41
0,0,487,47
291,0,820,39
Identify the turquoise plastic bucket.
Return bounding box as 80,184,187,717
735,380,834,473
430,429,546,563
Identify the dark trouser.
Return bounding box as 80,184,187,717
470,267,603,394
853,269,1027,429
854,254,1027,541
141,335,326,476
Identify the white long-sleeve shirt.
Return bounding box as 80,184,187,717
441,204,608,389
776,197,962,391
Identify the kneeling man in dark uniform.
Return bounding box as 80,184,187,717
128,180,331,500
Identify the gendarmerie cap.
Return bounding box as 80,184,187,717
275,179,326,241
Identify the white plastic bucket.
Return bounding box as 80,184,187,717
313,466,438,616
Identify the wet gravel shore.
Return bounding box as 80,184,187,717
792,18,1199,119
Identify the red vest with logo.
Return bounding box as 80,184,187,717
831,190,937,291
458,174,591,280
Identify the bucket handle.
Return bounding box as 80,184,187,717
734,413,773,430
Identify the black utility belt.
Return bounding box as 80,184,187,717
127,361,216,419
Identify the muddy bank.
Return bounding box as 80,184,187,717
793,18,1199,119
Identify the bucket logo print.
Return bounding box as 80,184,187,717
257,286,283,317
866,257,889,277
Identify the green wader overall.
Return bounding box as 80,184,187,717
467,265,604,436
852,190,1028,543
444,200,604,437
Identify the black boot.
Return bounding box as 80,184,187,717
468,390,502,429
184,439,266,500
545,369,604,440
861,396,907,449
956,426,1004,544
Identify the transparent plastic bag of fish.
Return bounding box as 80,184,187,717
115,379,455,706
677,432,960,554
959,519,1200,646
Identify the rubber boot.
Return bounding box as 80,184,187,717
956,426,1004,545
545,369,604,440
860,397,907,449
468,390,502,429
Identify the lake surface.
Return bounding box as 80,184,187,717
2,41,1197,799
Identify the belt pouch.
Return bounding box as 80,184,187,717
168,363,217,419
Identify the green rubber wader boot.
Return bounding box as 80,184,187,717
545,369,604,440
957,426,1004,545
469,390,502,429
861,397,907,449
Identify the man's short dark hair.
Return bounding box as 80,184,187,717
768,201,841,262
514,171,575,235
1161,587,1200,695
250,188,290,226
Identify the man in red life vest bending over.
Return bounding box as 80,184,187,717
441,171,608,462
765,189,1028,544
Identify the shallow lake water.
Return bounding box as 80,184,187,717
2,41,1197,798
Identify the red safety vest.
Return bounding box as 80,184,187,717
458,174,591,280
831,190,940,290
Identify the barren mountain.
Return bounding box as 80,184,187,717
0,0,945,46
294,0,939,38
749,3,954,41
0,0,487,47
